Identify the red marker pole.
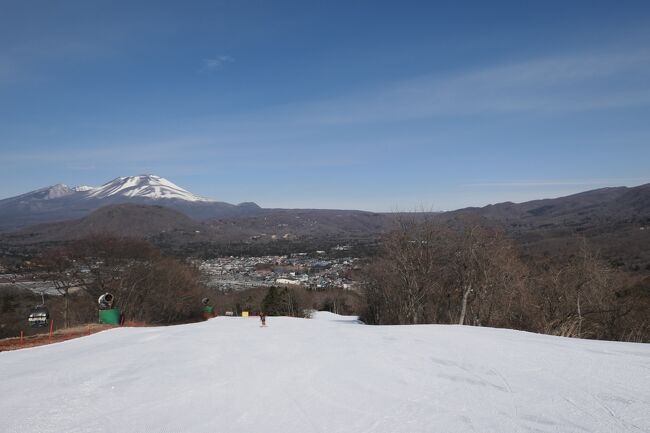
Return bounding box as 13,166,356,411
49,320,54,341
20,331,24,345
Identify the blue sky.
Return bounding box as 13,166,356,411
1,0,649,210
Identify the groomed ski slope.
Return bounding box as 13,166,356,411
1,312,649,433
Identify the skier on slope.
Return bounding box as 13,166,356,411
259,311,266,327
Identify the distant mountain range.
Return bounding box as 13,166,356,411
0,175,260,231
447,183,650,227
440,183,650,271
1,176,649,270
1,204,389,246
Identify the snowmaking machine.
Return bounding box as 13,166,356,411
202,297,215,319
98,293,122,325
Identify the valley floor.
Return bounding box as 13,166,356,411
0,313,649,433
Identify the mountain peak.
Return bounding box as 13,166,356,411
37,184,75,200
86,175,213,202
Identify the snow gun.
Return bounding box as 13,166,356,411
98,293,114,310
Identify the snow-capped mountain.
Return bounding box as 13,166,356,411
85,175,213,202
0,175,260,231
72,185,94,192
41,184,75,199
11,183,77,201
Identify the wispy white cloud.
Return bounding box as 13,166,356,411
246,48,650,127
465,178,650,188
135,46,650,160
202,55,234,72
6,47,649,179
3,44,649,209
1,138,210,163
0,35,118,87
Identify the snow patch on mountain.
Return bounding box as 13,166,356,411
73,185,95,192
23,184,76,200
85,175,213,202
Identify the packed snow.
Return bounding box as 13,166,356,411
84,174,213,202
1,313,649,433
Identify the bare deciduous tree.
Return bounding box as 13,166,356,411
363,217,529,328
35,235,208,325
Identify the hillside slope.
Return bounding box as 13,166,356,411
1,313,648,433
3,203,205,242
443,183,650,228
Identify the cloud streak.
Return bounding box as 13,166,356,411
284,48,650,126
202,55,234,72
1,138,210,164
11,45,647,158
6,46,650,177
146,45,650,159
465,177,650,187
3,44,649,209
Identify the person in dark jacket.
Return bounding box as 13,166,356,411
259,311,266,326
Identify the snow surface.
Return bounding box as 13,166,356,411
73,185,95,192
18,183,75,200
1,314,649,433
84,174,212,202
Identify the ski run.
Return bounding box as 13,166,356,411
1,312,649,433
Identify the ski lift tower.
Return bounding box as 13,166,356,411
28,292,50,328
